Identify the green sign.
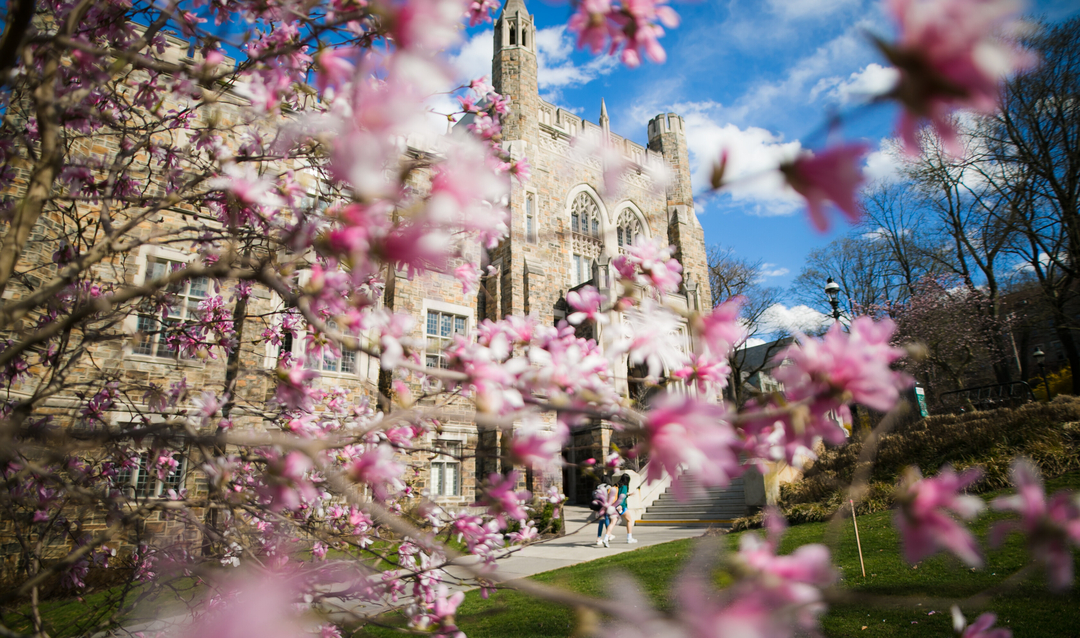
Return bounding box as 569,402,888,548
915,386,929,417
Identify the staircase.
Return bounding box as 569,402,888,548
636,475,747,526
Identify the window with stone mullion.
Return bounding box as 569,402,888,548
134,260,209,358
425,310,467,369
571,192,601,239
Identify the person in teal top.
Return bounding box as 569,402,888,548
615,473,638,543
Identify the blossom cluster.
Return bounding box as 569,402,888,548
0,0,1068,637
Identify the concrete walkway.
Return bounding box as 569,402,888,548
107,506,710,636
479,505,712,581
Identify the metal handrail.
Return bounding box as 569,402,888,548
939,381,1036,410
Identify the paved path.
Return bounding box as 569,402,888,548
108,506,711,636
479,505,711,581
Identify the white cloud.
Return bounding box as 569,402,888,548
759,303,831,335
669,102,805,216
448,26,617,99
863,142,905,184
759,263,790,278
811,63,899,105
721,24,873,125
449,29,495,85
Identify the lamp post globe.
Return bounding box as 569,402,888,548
824,277,841,322
1033,347,1051,401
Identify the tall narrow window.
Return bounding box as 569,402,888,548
615,209,644,249
426,310,467,368
134,260,209,358
525,193,536,243
301,321,358,374
431,441,462,497
571,193,601,239
572,254,593,287
116,451,185,498
509,25,517,45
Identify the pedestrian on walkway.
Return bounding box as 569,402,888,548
615,473,640,544
592,482,616,547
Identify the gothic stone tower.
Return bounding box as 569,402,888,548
484,0,712,502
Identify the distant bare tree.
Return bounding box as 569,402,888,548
707,245,784,405
980,17,1080,391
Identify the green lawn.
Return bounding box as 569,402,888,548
362,471,1080,638
10,474,1080,638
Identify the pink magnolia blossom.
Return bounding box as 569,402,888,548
508,156,531,183
619,300,690,380
314,47,357,94
953,607,1012,638
454,262,481,295
426,584,466,636
263,451,319,512
473,471,531,528
881,0,1037,154
466,0,501,26
611,0,680,67
991,458,1080,590
191,390,228,427
509,419,566,469
895,465,986,567
774,316,911,415
696,296,747,357
641,395,743,500
568,0,618,55
508,520,539,543
346,444,406,501
780,143,869,232
671,352,731,395
179,571,306,638
614,237,683,294
275,362,319,411
566,285,608,326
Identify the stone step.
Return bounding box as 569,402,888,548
652,494,745,503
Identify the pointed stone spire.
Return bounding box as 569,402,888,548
599,98,610,134
500,0,528,18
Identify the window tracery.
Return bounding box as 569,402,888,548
615,208,643,251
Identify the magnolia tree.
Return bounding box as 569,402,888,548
0,0,1076,637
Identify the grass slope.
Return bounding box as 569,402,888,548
364,471,1080,638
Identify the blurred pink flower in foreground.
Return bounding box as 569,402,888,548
780,143,869,232
991,458,1080,590
642,395,743,500
895,465,986,567
696,296,746,357
178,571,304,638
567,0,679,67
775,316,910,415
953,606,1012,638
880,0,1037,154
473,470,530,527
314,47,357,94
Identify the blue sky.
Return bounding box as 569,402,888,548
445,0,1080,327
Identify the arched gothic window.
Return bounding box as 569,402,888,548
615,209,643,250
569,191,603,287
570,192,600,239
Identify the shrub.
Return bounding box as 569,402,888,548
730,397,1080,529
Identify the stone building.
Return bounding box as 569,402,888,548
0,0,712,569
478,0,711,503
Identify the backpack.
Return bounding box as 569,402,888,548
589,484,610,511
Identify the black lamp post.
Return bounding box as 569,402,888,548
1034,346,1051,401
824,277,841,323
